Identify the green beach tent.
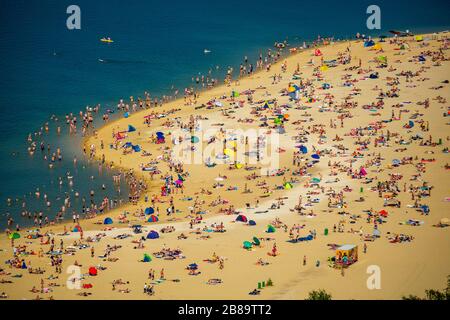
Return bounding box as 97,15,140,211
143,253,152,262
9,232,20,240
252,236,261,246
243,241,253,249
267,225,276,233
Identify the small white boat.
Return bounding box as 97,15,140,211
204,49,211,54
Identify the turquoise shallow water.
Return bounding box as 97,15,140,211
0,0,449,227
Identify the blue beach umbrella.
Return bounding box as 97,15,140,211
311,154,320,160
145,207,154,215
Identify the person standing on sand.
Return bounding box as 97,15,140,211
303,255,307,266
91,247,95,258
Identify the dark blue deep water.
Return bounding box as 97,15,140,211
0,0,449,227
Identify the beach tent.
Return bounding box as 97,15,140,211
116,132,126,140
146,230,159,239
103,217,113,225
248,220,256,226
145,207,155,215
298,145,308,154
267,225,276,233
418,55,426,62
415,35,423,42
377,56,387,64
128,125,136,132
252,236,261,246
147,215,159,223
311,153,320,160
236,214,248,222
9,232,20,240
232,90,240,98
379,209,388,217
373,43,382,50
243,241,253,249
311,177,321,184
373,229,381,237
322,83,330,89
191,136,200,143
132,145,141,152
235,163,243,169
335,244,358,263
359,167,367,176
283,182,293,190
364,40,375,47
72,225,82,232
143,253,152,262
123,112,129,118
314,49,322,56
88,267,98,276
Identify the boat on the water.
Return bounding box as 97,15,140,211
100,37,114,43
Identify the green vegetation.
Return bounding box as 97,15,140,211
402,275,450,300
306,289,332,300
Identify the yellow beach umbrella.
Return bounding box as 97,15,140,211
320,65,328,72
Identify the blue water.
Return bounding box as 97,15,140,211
0,0,449,227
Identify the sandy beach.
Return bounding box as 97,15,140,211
1,32,449,300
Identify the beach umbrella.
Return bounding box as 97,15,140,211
373,229,381,237
124,112,129,118
392,159,401,166
9,232,20,240
379,209,388,216
421,205,430,214
267,225,276,233
132,145,141,152
252,236,261,246
263,102,270,109
248,220,256,226
103,217,113,225
128,125,136,132
320,65,329,72
147,215,159,223
123,142,133,148
146,230,159,239
191,136,200,143
145,207,155,215
235,163,243,169
243,241,253,249
143,254,152,262
156,131,165,137
311,154,320,160
232,91,240,98
408,120,414,128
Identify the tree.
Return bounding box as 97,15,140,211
402,275,450,300
306,289,332,300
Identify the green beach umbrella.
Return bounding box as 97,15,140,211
252,237,261,246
